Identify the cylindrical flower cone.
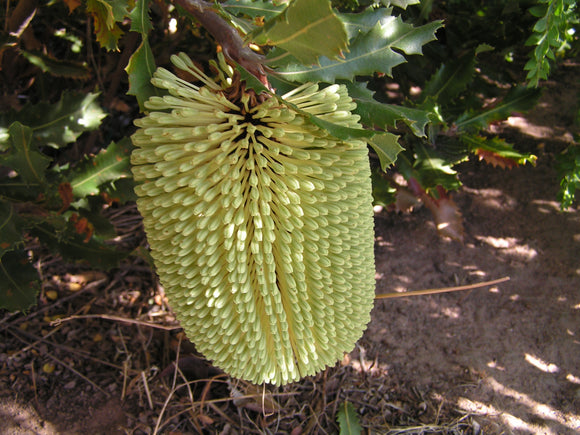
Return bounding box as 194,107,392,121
131,53,375,385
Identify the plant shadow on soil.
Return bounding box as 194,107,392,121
1,63,579,434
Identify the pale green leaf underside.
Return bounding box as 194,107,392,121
129,0,153,34
126,36,158,111
337,401,362,435
251,0,348,65
368,132,404,171
221,0,284,21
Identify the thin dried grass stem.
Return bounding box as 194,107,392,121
375,276,510,300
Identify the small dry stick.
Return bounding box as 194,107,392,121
375,276,510,300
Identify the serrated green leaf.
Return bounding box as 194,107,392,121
221,0,285,21
20,50,91,79
423,52,477,104
129,0,153,34
0,201,25,257
0,92,106,149
399,145,461,193
347,82,431,137
2,122,50,185
126,36,158,111
337,401,362,435
86,0,126,50
455,86,541,132
31,223,126,270
462,134,537,167
272,18,442,83
0,250,39,312
337,7,394,40
368,132,404,171
69,138,132,198
251,0,348,65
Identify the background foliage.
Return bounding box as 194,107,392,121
0,0,578,313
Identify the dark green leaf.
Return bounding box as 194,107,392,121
31,223,126,270
422,51,477,104
0,92,106,149
0,201,25,257
2,122,50,185
126,37,158,111
337,7,394,40
0,250,39,312
348,82,431,137
399,145,462,193
251,0,348,65
20,50,91,79
271,18,442,83
455,86,541,132
336,401,362,435
69,138,133,198
368,132,404,171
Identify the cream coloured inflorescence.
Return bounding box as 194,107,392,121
131,52,375,385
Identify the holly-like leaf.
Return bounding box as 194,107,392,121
398,145,462,193
2,122,50,185
0,250,39,312
347,82,431,137
69,138,132,198
455,86,541,132
422,51,477,104
129,0,153,34
20,50,91,79
0,92,106,149
462,134,537,169
271,18,442,83
31,223,126,270
251,0,348,65
337,7,394,40
336,401,362,435
368,132,404,171
86,0,127,50
126,37,158,111
0,201,25,257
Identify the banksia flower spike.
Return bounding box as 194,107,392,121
131,52,375,385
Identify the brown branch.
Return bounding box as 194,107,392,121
172,0,270,86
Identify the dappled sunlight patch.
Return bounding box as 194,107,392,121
462,186,518,210
524,353,560,374
480,376,580,433
504,115,576,143
457,397,561,435
475,235,538,261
